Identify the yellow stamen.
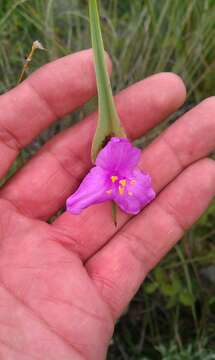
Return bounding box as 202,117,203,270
118,186,124,195
111,175,118,183
130,179,136,186
128,191,133,196
119,179,126,187
106,189,113,195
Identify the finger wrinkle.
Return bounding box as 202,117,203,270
0,282,85,359
0,198,25,218
51,227,84,259
0,123,21,152
0,338,41,360
118,231,158,276
161,134,185,171
86,269,120,322
44,147,88,186
41,295,110,327
155,196,191,234
0,194,36,219
26,80,57,124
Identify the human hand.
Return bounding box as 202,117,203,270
0,49,214,359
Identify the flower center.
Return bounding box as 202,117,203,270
110,175,127,196
106,175,135,196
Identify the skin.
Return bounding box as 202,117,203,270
0,49,214,359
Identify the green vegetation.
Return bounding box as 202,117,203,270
0,0,215,358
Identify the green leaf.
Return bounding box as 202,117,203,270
144,281,158,294
179,289,196,307
160,283,176,297
89,0,126,162
154,267,167,284
209,296,215,306
171,271,182,293
166,296,178,309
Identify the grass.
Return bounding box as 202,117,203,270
0,0,215,358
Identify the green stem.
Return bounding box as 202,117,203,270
89,0,125,162
175,245,198,329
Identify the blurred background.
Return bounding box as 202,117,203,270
0,0,215,359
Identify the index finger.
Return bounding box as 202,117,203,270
0,49,109,178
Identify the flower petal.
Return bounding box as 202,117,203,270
66,167,112,214
113,168,155,215
96,137,141,175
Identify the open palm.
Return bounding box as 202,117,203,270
0,49,214,360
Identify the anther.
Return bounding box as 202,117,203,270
118,186,124,195
111,176,118,183
119,179,126,186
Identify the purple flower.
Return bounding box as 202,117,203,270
66,137,155,215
